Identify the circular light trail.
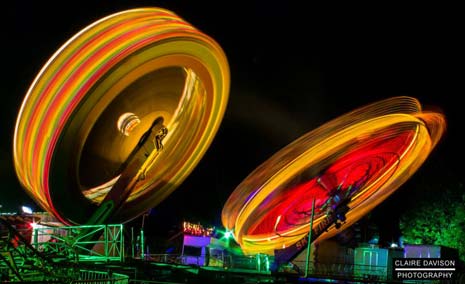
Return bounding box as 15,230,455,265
222,97,445,254
14,8,229,225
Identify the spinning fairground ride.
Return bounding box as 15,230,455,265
6,6,446,281
13,8,229,226
221,97,445,270
5,7,229,282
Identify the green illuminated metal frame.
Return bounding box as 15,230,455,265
32,224,124,262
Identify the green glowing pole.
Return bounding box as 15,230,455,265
141,212,146,259
140,229,145,259
131,227,134,258
304,198,316,278
257,253,261,272
33,226,38,249
104,225,109,260
120,224,125,261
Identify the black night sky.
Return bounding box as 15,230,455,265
1,2,463,246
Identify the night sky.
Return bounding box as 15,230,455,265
2,2,463,244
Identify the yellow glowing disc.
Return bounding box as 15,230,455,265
14,8,229,225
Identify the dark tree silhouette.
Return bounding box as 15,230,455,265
399,184,465,261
